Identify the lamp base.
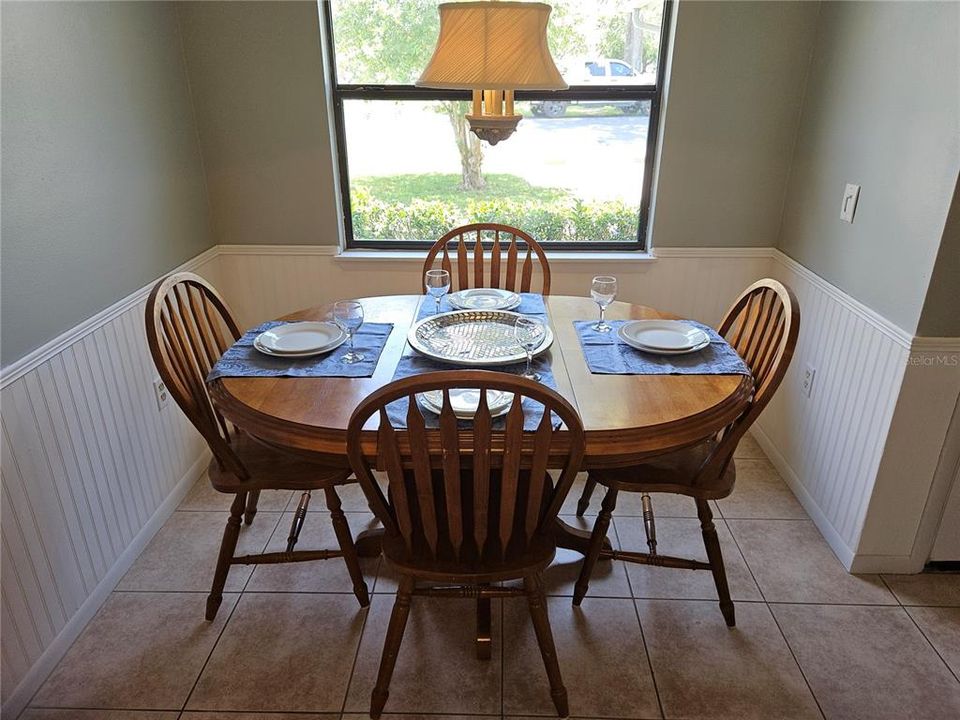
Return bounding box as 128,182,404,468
466,114,522,145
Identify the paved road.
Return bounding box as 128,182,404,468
344,102,650,202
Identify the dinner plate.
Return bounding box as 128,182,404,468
447,288,521,311
618,320,710,351
253,335,346,359
622,337,711,356
257,322,345,354
417,388,515,420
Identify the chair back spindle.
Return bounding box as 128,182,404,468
145,272,247,478
347,371,584,565
422,223,552,296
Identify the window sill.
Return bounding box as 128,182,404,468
334,249,658,263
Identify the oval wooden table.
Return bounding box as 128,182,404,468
209,294,753,555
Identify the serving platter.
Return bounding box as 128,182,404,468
407,309,553,366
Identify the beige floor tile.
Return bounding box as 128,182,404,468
773,604,960,720
117,511,280,592
32,592,237,709
907,606,960,677
728,520,895,604
302,481,371,513
245,511,380,592
637,599,821,720
734,431,766,459
179,476,292,513
617,517,762,601
541,515,632,598
187,593,365,713
21,712,178,720
717,459,807,519
882,572,960,606
345,596,501,715
182,713,336,719
502,597,660,718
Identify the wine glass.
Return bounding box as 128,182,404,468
590,276,618,332
333,300,365,364
425,269,451,315
514,315,546,381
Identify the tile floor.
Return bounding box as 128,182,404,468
22,433,960,720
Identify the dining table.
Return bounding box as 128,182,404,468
208,294,753,555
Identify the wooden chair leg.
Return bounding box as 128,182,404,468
697,499,735,627
206,491,246,621
524,573,568,717
243,489,260,525
575,476,597,517
325,485,370,607
573,486,618,606
476,584,492,660
371,574,415,719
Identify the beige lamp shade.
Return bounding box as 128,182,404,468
416,1,568,91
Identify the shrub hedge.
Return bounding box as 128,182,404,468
351,188,639,243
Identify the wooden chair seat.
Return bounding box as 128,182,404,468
207,432,351,494
589,441,736,500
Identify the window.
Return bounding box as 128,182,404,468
324,0,671,250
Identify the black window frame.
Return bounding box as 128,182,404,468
322,0,673,252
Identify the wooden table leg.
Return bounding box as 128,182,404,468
355,527,385,558
553,517,612,557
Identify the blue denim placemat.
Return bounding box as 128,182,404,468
574,320,751,375
385,353,559,431
416,292,547,321
206,321,394,380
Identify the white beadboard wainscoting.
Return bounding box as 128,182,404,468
2,243,956,718
0,249,220,717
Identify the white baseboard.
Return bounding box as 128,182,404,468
751,422,857,570
1,450,210,720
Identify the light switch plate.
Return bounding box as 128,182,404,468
841,183,860,223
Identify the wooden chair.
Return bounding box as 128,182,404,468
145,272,370,620
572,279,800,626
346,370,584,718
422,223,552,295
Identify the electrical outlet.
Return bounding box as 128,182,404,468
153,378,169,411
802,364,816,398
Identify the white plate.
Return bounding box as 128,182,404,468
448,288,521,311
257,322,345,354
622,337,711,356
253,334,345,359
418,388,514,420
618,320,709,351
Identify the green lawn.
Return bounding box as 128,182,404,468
352,173,571,209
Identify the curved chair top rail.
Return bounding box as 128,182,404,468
346,370,584,563
422,223,552,296
145,272,247,478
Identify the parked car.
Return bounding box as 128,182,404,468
530,58,655,117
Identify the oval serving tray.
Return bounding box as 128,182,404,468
408,309,553,366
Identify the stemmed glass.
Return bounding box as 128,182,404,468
425,269,451,315
514,315,546,381
590,276,618,332
333,300,365,364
